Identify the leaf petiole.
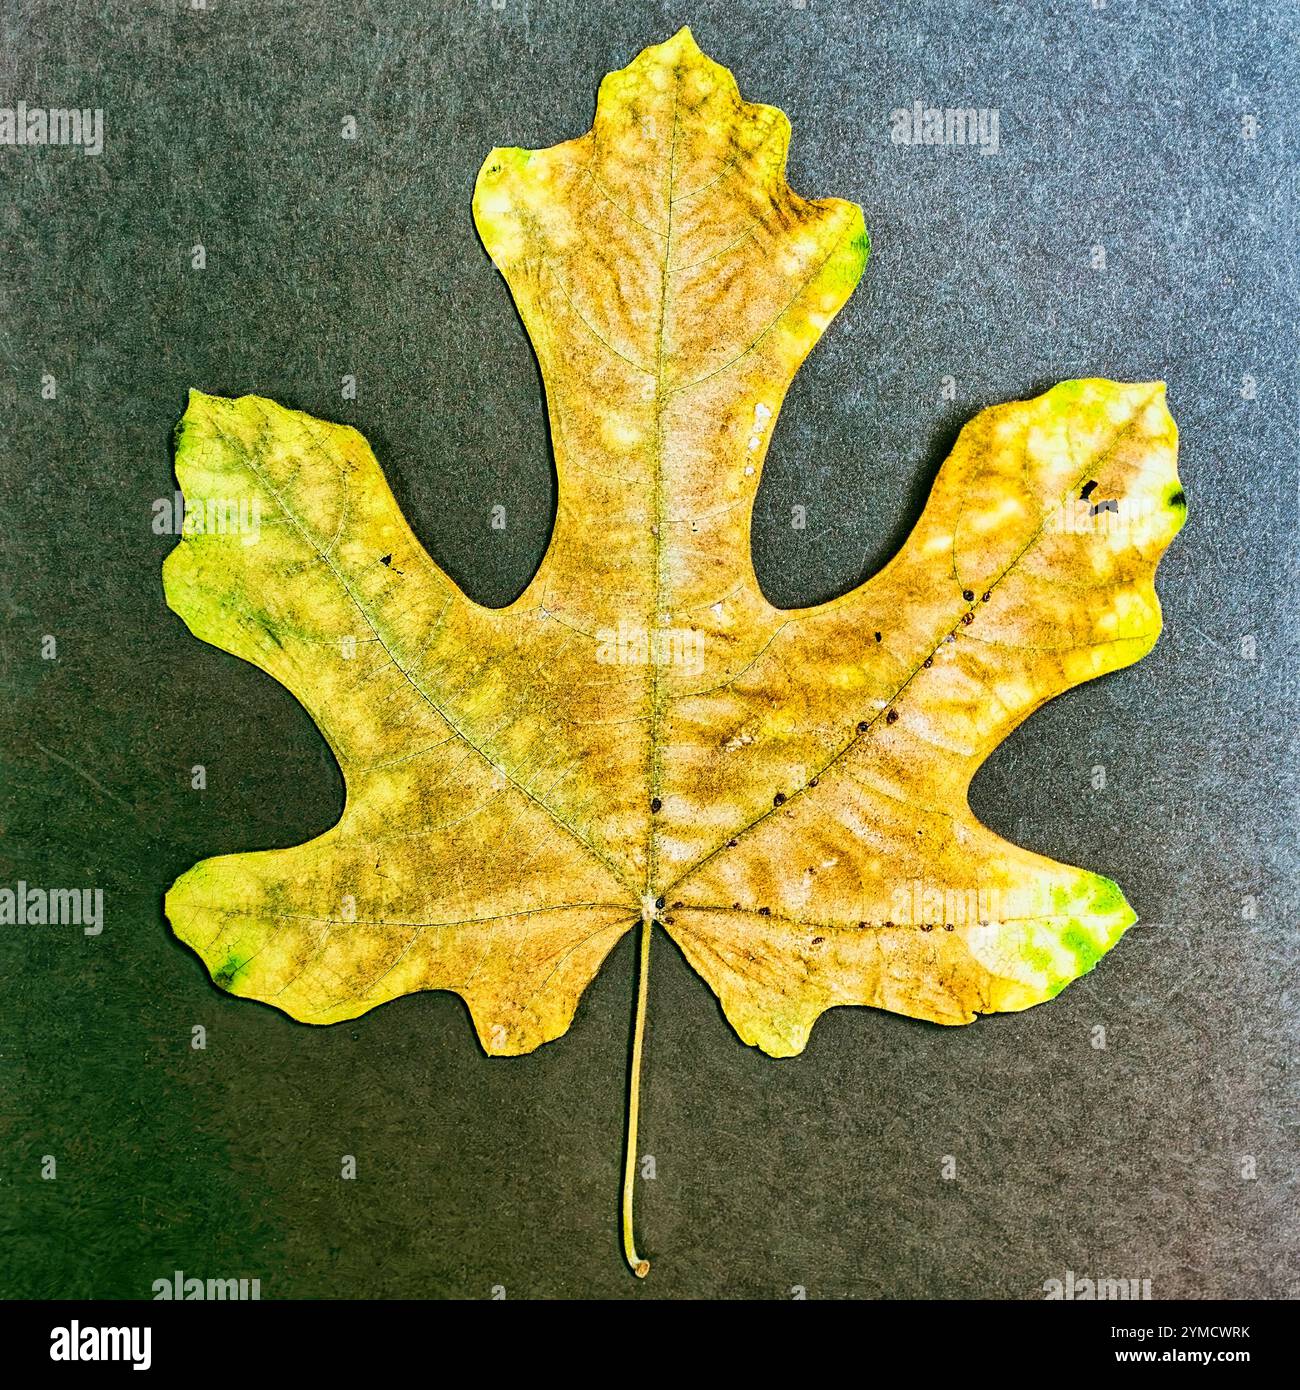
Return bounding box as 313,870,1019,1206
621,910,654,1278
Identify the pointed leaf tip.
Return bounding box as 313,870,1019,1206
638,25,709,67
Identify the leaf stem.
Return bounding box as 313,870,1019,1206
621,912,653,1278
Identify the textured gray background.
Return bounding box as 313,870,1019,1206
1,0,1297,1299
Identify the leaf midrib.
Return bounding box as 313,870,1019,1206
643,86,680,897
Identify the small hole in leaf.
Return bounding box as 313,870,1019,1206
1080,479,1098,500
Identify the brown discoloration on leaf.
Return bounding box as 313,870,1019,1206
164,31,1183,1070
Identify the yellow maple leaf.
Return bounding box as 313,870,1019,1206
163,29,1184,1277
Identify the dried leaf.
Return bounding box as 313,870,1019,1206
164,29,1184,1271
